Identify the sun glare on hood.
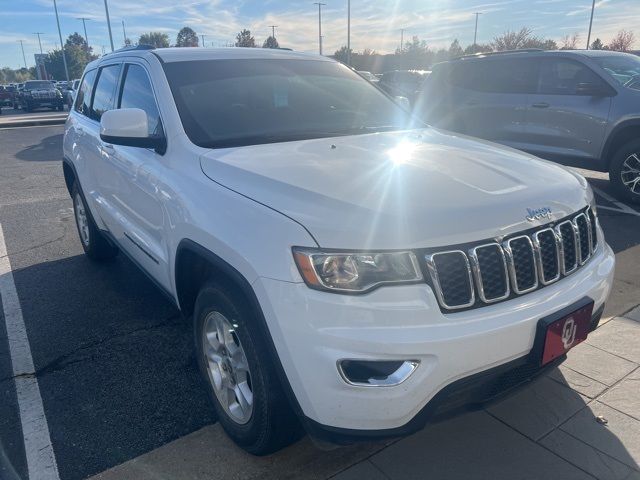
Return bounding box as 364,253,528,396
387,141,418,166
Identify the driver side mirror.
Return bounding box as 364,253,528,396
100,108,166,153
575,82,614,97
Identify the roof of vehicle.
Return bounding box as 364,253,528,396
452,49,635,62
89,46,328,67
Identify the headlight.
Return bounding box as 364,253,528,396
293,248,423,293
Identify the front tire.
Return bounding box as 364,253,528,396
610,139,640,204
71,183,119,261
194,282,302,455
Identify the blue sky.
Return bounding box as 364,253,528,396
1,0,638,69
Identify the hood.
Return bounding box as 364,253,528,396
199,129,590,249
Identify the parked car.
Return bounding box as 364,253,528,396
357,70,379,83
379,69,430,104
420,49,640,203
63,46,614,455
17,80,65,112
13,83,25,109
0,86,10,113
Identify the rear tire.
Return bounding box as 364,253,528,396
609,139,640,204
71,183,119,261
193,282,302,455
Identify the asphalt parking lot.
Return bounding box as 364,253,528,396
1,125,639,480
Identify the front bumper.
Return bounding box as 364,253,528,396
253,240,614,434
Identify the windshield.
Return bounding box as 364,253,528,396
592,55,640,89
163,58,419,149
25,81,54,90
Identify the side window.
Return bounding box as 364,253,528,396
118,64,163,136
90,64,121,121
538,59,606,95
74,69,97,116
451,59,538,94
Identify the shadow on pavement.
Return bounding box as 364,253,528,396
14,134,63,162
7,253,216,480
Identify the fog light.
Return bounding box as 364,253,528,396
338,359,418,387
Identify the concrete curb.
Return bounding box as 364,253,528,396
0,117,67,129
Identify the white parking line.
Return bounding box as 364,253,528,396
0,222,60,480
592,186,640,217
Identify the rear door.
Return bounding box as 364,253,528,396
433,57,538,150
523,57,612,166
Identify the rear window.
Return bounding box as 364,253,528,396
74,69,97,116
449,58,538,94
90,64,122,121
25,81,54,90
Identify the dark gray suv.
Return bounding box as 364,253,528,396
420,50,640,203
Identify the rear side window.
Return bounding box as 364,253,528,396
538,59,607,95
90,64,122,121
118,64,163,136
450,58,538,94
74,69,97,116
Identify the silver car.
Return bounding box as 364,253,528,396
420,50,640,203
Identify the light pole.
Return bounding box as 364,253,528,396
53,0,70,81
201,34,206,47
121,20,128,45
400,28,404,52
269,25,278,38
586,0,596,49
18,40,27,68
313,2,326,55
473,12,483,53
77,17,90,48
347,0,351,65
33,32,44,54
103,0,115,52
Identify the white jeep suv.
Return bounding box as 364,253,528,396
63,46,615,454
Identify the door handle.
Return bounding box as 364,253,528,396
532,102,550,109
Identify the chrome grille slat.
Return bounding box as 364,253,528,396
425,251,475,310
426,208,598,311
468,243,509,303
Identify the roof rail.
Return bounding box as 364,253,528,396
106,44,156,55
453,48,543,60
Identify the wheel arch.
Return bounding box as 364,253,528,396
62,157,77,196
174,238,307,420
602,119,640,166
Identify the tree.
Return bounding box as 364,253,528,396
492,27,557,51
560,33,580,50
334,45,352,63
44,33,98,80
463,43,493,55
397,35,428,55
448,39,463,58
0,67,34,83
263,36,279,49
590,38,605,50
608,30,635,52
235,29,256,48
176,27,199,47
139,32,170,48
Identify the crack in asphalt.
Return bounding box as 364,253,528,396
0,232,68,260
0,313,182,386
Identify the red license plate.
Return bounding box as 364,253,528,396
541,302,593,365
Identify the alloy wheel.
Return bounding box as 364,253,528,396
621,153,640,195
74,193,90,247
202,311,253,425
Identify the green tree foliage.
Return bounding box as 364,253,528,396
463,43,493,55
176,27,199,47
235,29,256,47
44,32,97,80
590,38,605,50
333,46,352,63
263,36,280,49
139,32,170,48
